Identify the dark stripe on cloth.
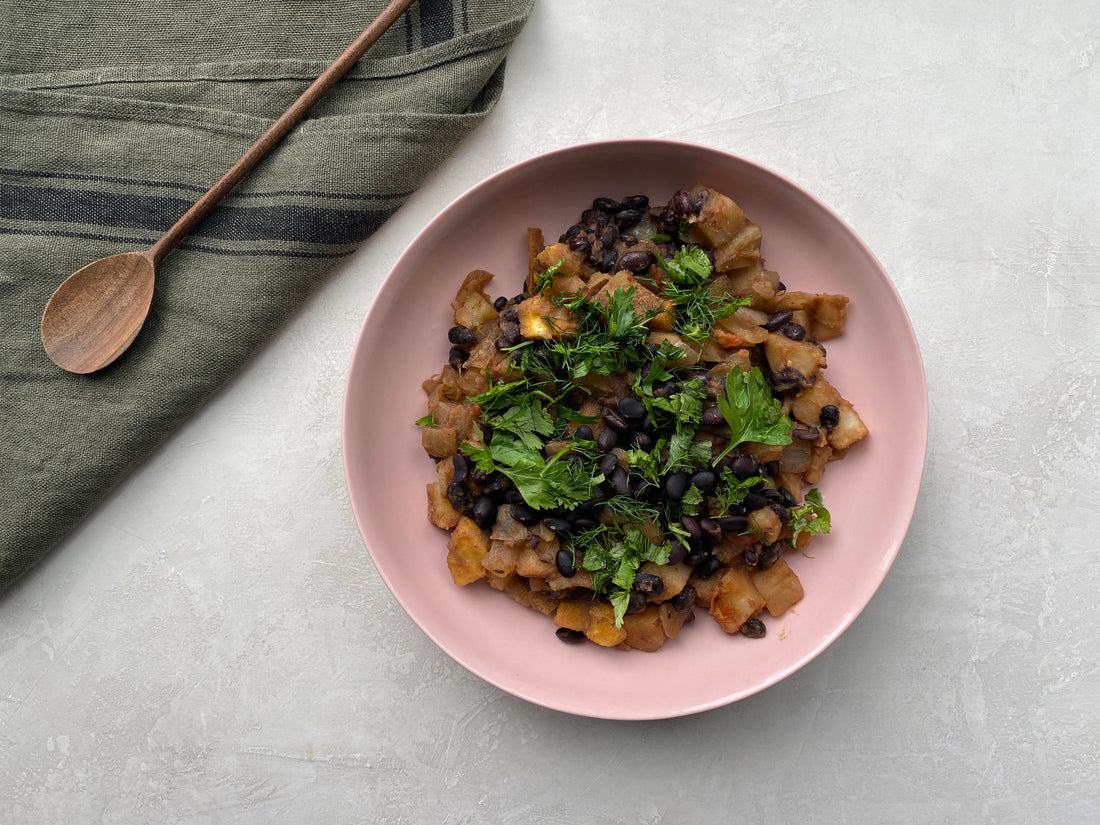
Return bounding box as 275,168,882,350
0,167,413,202
419,0,455,47
1,183,388,246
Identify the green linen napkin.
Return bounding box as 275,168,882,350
0,0,534,592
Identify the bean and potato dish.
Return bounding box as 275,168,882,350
419,185,868,651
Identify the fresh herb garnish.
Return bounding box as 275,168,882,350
414,413,436,427
715,366,793,458
576,525,672,626
787,488,831,548
460,433,596,511
654,247,750,343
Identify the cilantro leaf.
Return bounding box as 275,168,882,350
460,433,594,511
788,488,831,548
414,413,435,427
716,367,793,457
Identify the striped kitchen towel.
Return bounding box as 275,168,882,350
0,0,535,592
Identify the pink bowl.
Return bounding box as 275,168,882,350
343,139,927,719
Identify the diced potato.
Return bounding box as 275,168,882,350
773,292,850,340
586,603,628,647
639,561,692,602
535,242,585,276
777,439,813,474
752,557,804,616
490,507,529,547
517,294,578,339
592,271,674,331
554,599,591,632
712,222,763,272
446,517,490,585
515,546,557,579
481,541,521,578
658,601,694,639
452,270,499,329
499,575,560,616
764,334,827,386
748,506,784,546
709,564,766,634
791,379,843,426
829,402,869,450
421,426,458,459
621,605,667,652
546,570,594,592
427,482,460,530
714,306,770,345
685,185,747,248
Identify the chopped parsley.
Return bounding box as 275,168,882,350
715,366,793,458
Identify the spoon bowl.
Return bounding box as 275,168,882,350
38,0,416,373
40,252,155,374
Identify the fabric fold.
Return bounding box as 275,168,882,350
0,0,535,592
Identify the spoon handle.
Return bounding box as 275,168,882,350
148,0,417,266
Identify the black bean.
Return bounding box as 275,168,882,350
701,405,725,427
602,407,629,431
672,189,694,218
743,492,767,512
500,306,518,324
767,366,805,392
819,404,840,430
716,514,749,532
699,518,722,546
763,310,793,331
555,548,577,577
610,466,630,496
616,396,647,422
447,325,477,346
498,319,521,341
680,515,703,542
472,469,489,486
451,453,469,484
730,453,759,479
690,469,717,493
631,431,655,451
792,425,819,440
743,547,759,567
768,503,791,524
597,453,620,476
510,502,540,525
597,428,620,452
493,296,508,311
694,555,724,579
618,249,656,273
571,517,599,531
511,293,528,305
560,223,584,242
567,232,591,253
621,194,650,211
780,322,806,341
633,571,664,597
665,471,689,501
592,196,621,213
651,378,680,398
670,583,696,612
614,208,643,229
598,248,619,272
448,346,466,369
543,517,573,535
777,487,798,508
741,617,767,639
473,496,497,527
574,424,594,442
446,482,471,513
581,208,609,229
754,543,783,570
761,460,780,477
555,627,586,644
684,546,709,566
626,591,648,615
667,542,687,565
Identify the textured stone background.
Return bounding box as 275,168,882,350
2,2,1097,822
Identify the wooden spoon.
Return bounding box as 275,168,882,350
41,0,417,374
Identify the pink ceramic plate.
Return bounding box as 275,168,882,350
343,140,926,719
